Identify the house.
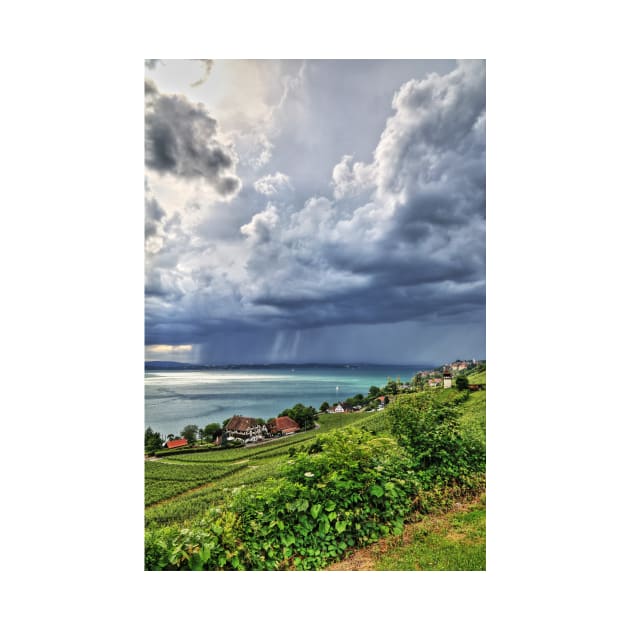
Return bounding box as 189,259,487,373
428,378,442,388
268,415,300,436
451,361,469,372
166,438,188,449
332,403,345,413
443,370,452,389
224,415,269,441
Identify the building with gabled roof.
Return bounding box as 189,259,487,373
166,438,188,449
225,415,268,440
268,415,300,436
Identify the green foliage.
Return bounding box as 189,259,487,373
411,373,424,389
145,414,371,528
201,423,222,441
145,429,418,570
382,379,399,395
145,510,246,571
279,403,317,430
145,427,163,452
181,425,200,443
320,401,330,412
455,375,469,391
386,390,482,488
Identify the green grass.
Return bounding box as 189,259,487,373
467,368,486,385
373,500,486,570
145,461,249,505
457,389,486,449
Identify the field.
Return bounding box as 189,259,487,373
145,410,375,528
145,387,484,527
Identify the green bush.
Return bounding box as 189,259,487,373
145,429,418,570
387,392,483,488
230,429,418,570
144,510,246,570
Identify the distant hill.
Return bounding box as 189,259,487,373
145,361,434,371
144,361,206,370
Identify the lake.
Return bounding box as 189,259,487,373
144,364,424,437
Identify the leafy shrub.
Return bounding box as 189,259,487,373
231,429,418,570
145,510,246,570
387,392,483,488
145,429,418,570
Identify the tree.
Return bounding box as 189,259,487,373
201,423,221,441
181,424,199,443
280,403,317,430
455,375,469,391
383,379,399,395
320,401,330,412
368,385,381,399
412,373,424,389
144,427,163,452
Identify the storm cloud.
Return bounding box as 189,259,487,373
145,80,240,196
145,60,485,364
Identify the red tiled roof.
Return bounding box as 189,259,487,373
225,415,259,432
166,438,188,449
268,415,300,433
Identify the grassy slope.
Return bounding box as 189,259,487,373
326,494,485,571
326,387,487,571
466,367,486,385
145,385,486,570
145,410,374,527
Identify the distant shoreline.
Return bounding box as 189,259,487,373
144,361,438,371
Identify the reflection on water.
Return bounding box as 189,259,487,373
144,365,419,437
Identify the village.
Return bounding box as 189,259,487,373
145,359,486,454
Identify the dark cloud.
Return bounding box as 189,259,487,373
144,60,485,363
145,83,240,196
235,60,485,335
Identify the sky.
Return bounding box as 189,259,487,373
144,59,485,365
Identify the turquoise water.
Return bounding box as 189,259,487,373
144,364,423,437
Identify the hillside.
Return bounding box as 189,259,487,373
145,381,486,570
